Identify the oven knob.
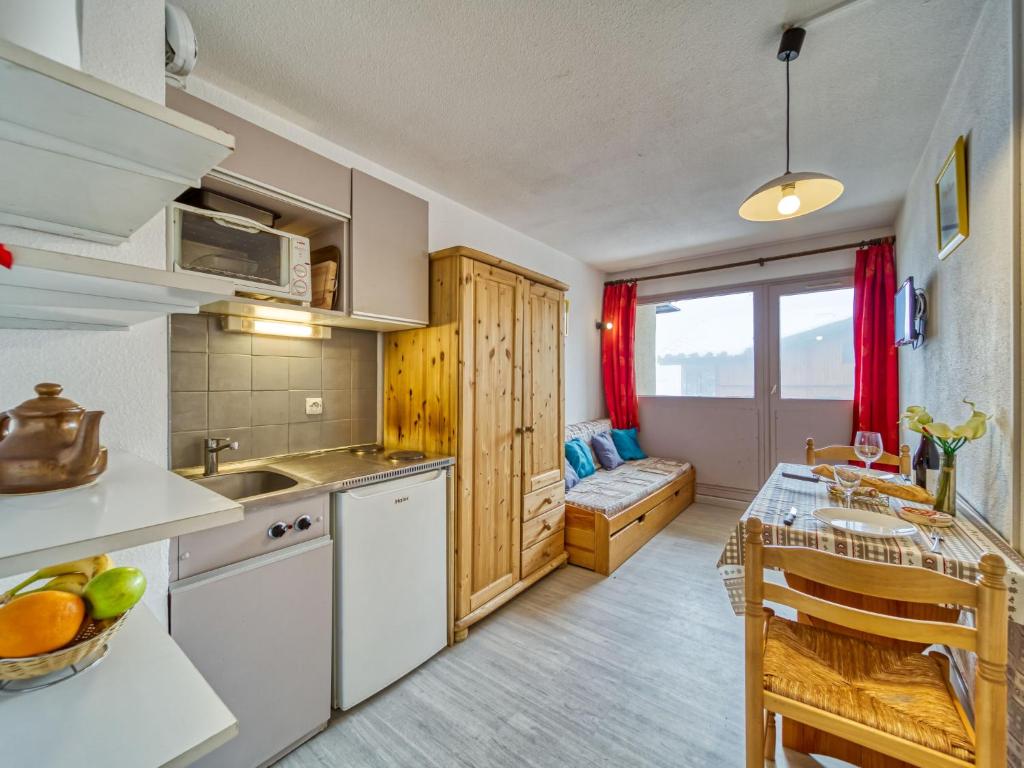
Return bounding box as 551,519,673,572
293,263,308,278
295,515,312,531
268,521,288,539
291,279,307,294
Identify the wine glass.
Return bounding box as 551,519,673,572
833,464,861,508
854,431,884,474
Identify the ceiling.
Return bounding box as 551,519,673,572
175,0,984,272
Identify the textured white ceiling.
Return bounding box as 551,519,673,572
175,0,984,271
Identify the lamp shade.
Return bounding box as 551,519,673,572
739,171,844,222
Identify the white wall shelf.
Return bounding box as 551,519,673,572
0,449,243,579
0,39,233,244
0,606,238,768
0,246,238,330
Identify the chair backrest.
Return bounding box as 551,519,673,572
744,517,1009,765
805,437,911,476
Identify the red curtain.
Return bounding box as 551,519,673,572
601,282,639,429
851,241,899,453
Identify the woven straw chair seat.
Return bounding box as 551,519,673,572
763,615,974,762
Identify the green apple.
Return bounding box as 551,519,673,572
83,567,146,619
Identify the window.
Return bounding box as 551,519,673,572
778,288,854,399
635,291,755,397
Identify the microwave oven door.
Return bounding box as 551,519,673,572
174,206,290,292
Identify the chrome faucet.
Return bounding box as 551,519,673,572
203,437,238,476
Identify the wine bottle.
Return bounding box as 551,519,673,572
913,435,940,490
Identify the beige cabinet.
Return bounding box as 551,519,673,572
384,246,567,641
350,170,429,325
166,87,351,217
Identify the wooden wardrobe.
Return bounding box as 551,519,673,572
384,246,568,642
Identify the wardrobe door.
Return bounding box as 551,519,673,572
458,262,524,616
522,282,565,493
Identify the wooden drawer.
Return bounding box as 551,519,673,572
521,529,564,578
522,504,565,550
523,482,564,523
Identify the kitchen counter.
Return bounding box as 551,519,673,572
0,606,238,768
176,447,455,510
0,450,243,579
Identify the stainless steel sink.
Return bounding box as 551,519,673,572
193,470,298,500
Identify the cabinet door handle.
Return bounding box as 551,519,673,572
523,425,535,433
515,427,524,435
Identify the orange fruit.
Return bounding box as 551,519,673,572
0,591,86,658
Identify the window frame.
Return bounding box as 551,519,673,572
636,269,855,402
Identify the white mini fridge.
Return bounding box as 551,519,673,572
332,468,448,710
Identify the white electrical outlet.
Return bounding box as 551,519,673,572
305,397,323,416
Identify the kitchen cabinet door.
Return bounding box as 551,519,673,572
522,282,565,494
350,169,428,325
166,87,352,217
169,538,332,768
459,262,523,615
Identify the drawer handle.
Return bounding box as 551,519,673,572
637,514,647,525
542,498,552,506
542,521,552,531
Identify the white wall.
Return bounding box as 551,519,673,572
185,78,607,425
0,1,171,620
895,0,1017,542
607,226,894,298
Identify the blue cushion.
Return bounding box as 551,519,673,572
591,431,624,470
611,428,647,460
564,462,580,491
564,438,596,478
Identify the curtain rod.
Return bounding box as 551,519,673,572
605,236,894,286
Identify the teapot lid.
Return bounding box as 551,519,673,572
8,383,85,418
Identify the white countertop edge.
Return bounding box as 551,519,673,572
0,501,243,579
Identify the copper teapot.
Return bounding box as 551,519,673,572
0,383,107,493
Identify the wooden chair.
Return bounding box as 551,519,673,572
743,517,1008,768
805,436,911,477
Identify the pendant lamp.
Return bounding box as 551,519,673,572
739,27,843,222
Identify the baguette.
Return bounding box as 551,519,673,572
811,465,935,505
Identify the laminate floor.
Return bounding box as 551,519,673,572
279,503,845,768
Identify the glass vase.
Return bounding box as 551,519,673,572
932,452,957,515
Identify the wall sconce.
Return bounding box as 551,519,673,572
221,315,331,339
596,320,613,331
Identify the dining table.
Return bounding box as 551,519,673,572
716,462,1024,767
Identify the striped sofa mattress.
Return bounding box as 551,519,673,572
565,419,692,518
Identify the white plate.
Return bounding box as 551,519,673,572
812,506,918,538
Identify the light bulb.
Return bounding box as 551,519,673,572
777,184,801,215
605,321,614,331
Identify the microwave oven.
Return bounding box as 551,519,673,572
167,202,311,302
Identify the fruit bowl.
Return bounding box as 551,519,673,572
0,608,130,681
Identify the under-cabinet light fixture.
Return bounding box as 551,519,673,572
221,315,331,339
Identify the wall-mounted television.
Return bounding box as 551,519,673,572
895,276,926,348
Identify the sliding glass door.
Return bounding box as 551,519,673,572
634,273,854,499
767,278,855,470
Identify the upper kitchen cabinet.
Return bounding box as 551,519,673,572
0,41,233,244
351,170,429,326
166,87,351,218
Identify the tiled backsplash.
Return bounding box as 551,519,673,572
169,314,379,469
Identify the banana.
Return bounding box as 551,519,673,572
2,554,114,600
12,572,89,599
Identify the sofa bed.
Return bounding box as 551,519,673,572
563,418,695,576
